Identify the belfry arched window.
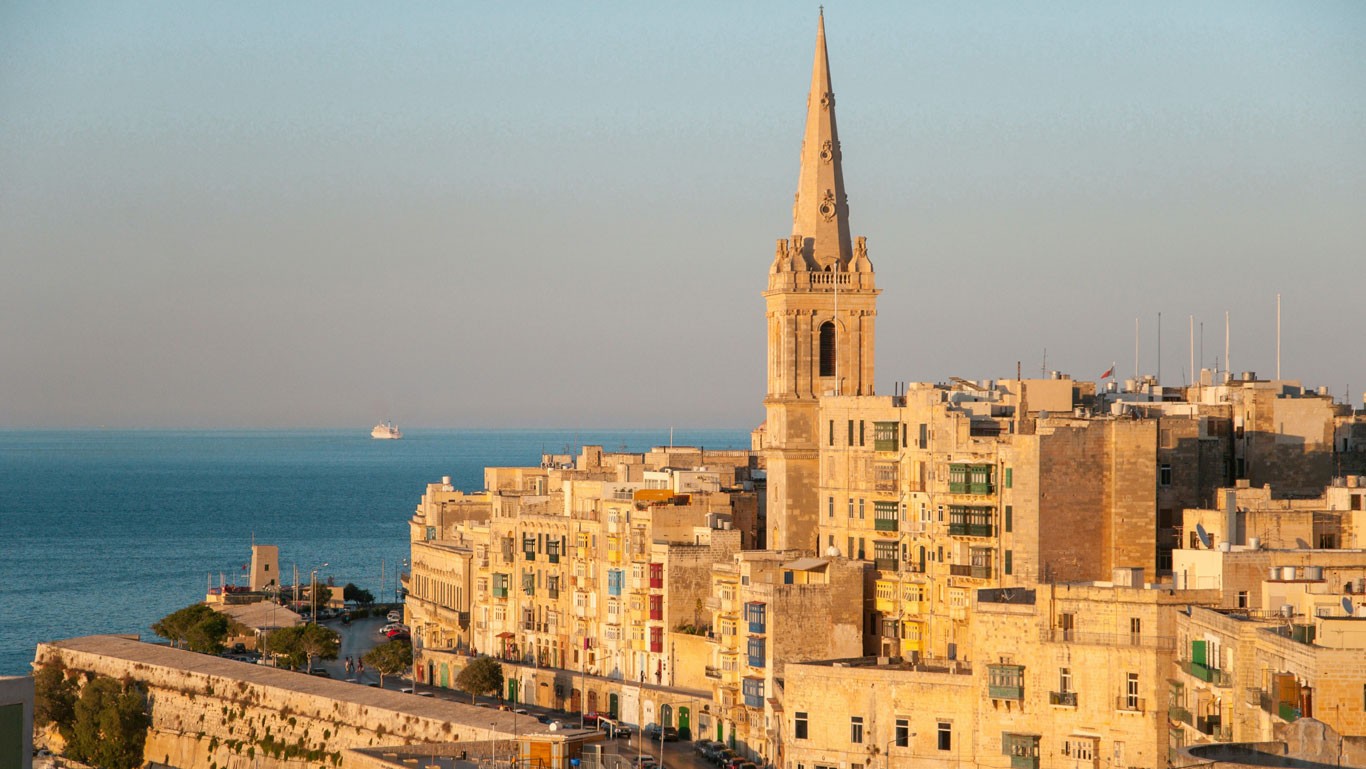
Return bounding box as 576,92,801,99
819,321,836,377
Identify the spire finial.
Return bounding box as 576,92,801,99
791,9,852,271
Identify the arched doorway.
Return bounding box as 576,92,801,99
570,688,582,713
608,692,619,719
508,679,519,704
587,690,599,714
659,704,673,727
439,664,448,688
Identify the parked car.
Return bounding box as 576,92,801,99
386,610,402,622
598,718,630,738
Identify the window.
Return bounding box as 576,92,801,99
1125,673,1140,710
819,322,835,377
858,538,866,560
848,420,854,445
894,718,910,747
1160,464,1172,486
1130,617,1142,642
850,716,863,744
829,420,834,446
874,421,899,451
937,721,951,751
1237,591,1248,609
794,712,808,740
1004,505,1012,533
1059,667,1072,692
859,420,865,447
858,499,865,519
742,677,764,709
848,499,854,518
828,496,834,518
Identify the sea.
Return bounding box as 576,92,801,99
0,428,749,676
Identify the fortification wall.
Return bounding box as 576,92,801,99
35,636,523,769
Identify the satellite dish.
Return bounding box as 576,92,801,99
1196,523,1212,549
825,546,840,558
1344,597,1355,616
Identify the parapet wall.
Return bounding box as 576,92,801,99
35,636,528,769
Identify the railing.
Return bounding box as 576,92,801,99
704,666,721,679
874,558,898,572
948,522,993,537
875,518,899,532
547,552,560,564
1039,627,1176,650
950,564,992,579
1180,660,1234,687
1168,705,1192,725
492,586,509,598
1050,691,1078,707
1115,696,1146,713
1196,717,1222,736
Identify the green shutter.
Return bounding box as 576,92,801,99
1191,640,1207,666
1005,467,1013,488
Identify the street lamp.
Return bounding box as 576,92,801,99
310,564,329,624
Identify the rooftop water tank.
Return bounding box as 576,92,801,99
1305,566,1324,581
1282,566,1298,581
1248,537,1261,550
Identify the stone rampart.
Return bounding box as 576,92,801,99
35,636,536,769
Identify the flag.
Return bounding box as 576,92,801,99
1099,365,1114,380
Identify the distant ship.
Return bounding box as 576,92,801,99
371,421,402,440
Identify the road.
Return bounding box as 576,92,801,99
301,617,715,769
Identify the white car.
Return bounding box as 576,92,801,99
386,610,402,622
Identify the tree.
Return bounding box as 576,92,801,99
267,624,339,672
67,675,149,769
152,603,230,654
310,584,333,614
362,638,413,687
343,582,375,604
454,656,503,705
33,663,76,739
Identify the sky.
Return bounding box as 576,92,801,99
2,2,1363,430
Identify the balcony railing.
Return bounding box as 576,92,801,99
875,518,899,532
1181,660,1234,687
874,558,898,572
492,586,509,598
1116,696,1146,713
1049,691,1078,707
1168,706,1192,725
1040,627,1176,651
949,522,994,537
950,564,992,579
704,666,722,679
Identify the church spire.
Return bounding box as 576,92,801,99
791,10,853,271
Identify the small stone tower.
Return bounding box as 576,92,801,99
764,11,880,554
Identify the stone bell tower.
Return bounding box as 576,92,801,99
764,11,879,553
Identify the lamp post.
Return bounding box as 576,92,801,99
310,563,329,624
263,585,279,664
884,733,913,769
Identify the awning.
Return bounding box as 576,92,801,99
782,557,829,571
496,631,515,639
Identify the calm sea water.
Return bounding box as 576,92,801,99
0,428,748,676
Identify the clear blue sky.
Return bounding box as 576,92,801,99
3,2,1363,429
